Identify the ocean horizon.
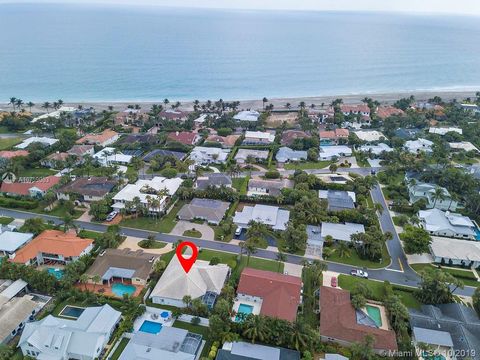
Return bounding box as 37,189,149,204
1,3,480,102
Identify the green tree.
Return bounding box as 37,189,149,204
20,217,46,235
242,315,269,344
400,225,431,254
282,223,307,253
416,268,464,304
473,287,480,316
276,251,287,271
351,334,376,360
329,163,338,173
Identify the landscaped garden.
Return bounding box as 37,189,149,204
120,200,184,233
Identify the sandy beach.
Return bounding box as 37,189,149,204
1,90,478,113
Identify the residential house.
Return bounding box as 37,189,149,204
216,342,300,360
76,129,119,147
376,106,404,119
205,134,240,148
0,175,61,198
319,190,356,211
56,177,117,203
189,146,230,165
459,103,480,113
118,329,202,360
319,129,349,144
358,143,393,156
340,104,371,118
67,145,95,158
167,131,200,146
15,137,58,149
406,179,458,211
318,145,352,160
85,248,158,289
0,279,50,344
10,230,94,266
19,304,121,360
235,148,269,165
195,173,232,190
411,327,454,360
404,138,434,154
31,106,76,123
112,176,183,214
429,236,480,268
0,231,34,258
354,130,386,142
429,127,463,136
467,165,480,180
409,303,480,360
234,268,302,322
114,108,149,126
143,149,186,162
280,130,310,146
0,150,29,163
317,107,335,122
159,109,190,121
418,208,477,239
319,286,398,354
93,147,133,166
116,133,159,146
243,131,275,145
233,204,290,231
306,225,323,258
233,110,260,122
150,255,229,308
321,222,365,243
449,141,479,153
275,147,307,164
394,128,421,140
40,152,71,168
177,198,230,225
247,178,294,197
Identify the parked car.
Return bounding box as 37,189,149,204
330,277,337,287
106,211,118,222
350,269,369,278
235,227,243,236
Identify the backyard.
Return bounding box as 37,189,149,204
120,200,184,233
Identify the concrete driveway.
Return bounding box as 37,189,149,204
119,236,173,255
170,220,215,240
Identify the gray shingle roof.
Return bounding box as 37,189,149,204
177,198,230,224
196,174,232,190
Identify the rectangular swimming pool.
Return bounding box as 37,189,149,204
59,306,85,319
111,283,136,297
366,305,382,327
139,320,162,334
235,303,254,322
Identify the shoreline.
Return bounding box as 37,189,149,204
1,89,478,113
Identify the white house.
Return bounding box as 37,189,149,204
318,145,352,160
189,146,230,165
234,110,260,122
428,127,463,136
233,204,290,231
448,142,479,153
150,256,229,307
358,143,393,156
418,208,477,240
18,304,121,360
31,107,76,123
15,137,59,149
429,236,480,268
404,138,433,154
93,147,132,166
243,131,275,145
112,177,183,214
354,130,386,142
0,231,34,258
407,181,458,211
321,222,365,243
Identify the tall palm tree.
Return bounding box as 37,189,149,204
432,186,446,208
262,97,268,110
8,97,17,112
289,321,312,351
79,273,89,291
15,98,23,111
244,241,257,266
42,102,51,113
337,242,351,258
276,251,287,271
92,274,102,290
26,101,35,112
242,316,268,343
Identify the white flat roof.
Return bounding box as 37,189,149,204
430,236,480,262
15,137,59,149
354,130,386,142
0,231,34,252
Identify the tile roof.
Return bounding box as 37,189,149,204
376,106,404,119
280,130,310,145
196,173,232,190
56,177,116,197
0,176,61,196
320,286,398,351
206,134,240,147
11,230,93,264
167,131,198,145
45,152,70,162
340,104,370,114
67,145,94,156
177,198,230,224
76,129,118,145
237,268,302,322
0,150,29,159
319,129,349,139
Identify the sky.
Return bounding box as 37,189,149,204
1,0,480,15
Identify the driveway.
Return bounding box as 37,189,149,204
119,236,173,255
170,221,215,240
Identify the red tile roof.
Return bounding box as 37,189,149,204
237,268,302,322
76,129,118,145
167,131,198,145
341,104,370,114
0,150,29,159
281,130,310,145
0,176,61,196
376,106,405,119
11,230,93,264
319,129,349,139
320,286,398,351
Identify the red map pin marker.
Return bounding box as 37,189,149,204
176,241,198,273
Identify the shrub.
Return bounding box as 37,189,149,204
161,168,178,178
209,257,221,265
191,316,201,325
264,170,280,179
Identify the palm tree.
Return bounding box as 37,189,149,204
8,97,17,112
289,321,312,351
276,251,287,272
62,214,74,233
79,273,89,291
285,102,291,109
244,241,257,266
432,186,446,208
163,98,169,109
15,98,23,111
182,295,192,308
92,274,102,290
26,101,35,112
337,242,351,258
42,101,51,113
262,97,268,110
242,316,268,343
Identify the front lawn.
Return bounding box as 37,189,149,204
411,263,479,287
42,204,84,218
284,161,331,170
110,338,130,360
120,201,184,233
232,177,249,195
0,216,14,225
183,229,202,238
0,137,22,150
138,240,167,249
20,167,57,177
326,243,391,269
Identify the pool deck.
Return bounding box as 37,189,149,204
76,283,144,298
363,303,390,331
232,297,262,321
133,307,174,333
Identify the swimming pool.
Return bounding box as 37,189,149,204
476,229,480,241
366,305,382,327
111,283,136,297
47,268,64,279
235,303,254,322
59,306,85,319
139,320,162,334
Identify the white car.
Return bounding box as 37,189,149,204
106,211,118,222
350,269,369,278
235,227,242,236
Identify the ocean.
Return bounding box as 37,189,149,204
1,4,480,102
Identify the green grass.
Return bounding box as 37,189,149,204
78,229,103,240
326,244,391,269
0,137,22,150
138,240,167,249
19,167,57,177
283,161,331,170
232,177,249,195
299,266,320,328
183,229,202,238
338,274,421,309
411,263,479,287
42,204,84,218
120,201,184,233
110,338,130,360
173,321,211,358
0,216,14,225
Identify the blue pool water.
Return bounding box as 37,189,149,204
60,306,85,319
235,304,254,322
476,229,480,241
139,320,162,334
47,268,64,279
111,283,136,297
